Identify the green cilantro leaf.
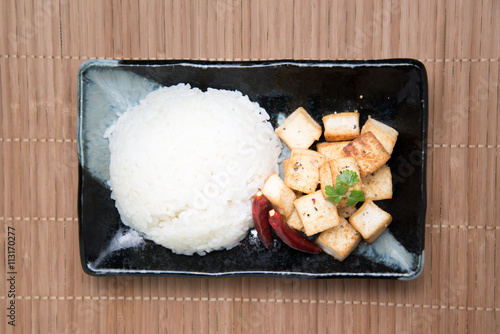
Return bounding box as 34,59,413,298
326,169,365,206
327,195,343,204
334,183,347,195
347,189,365,207
326,184,346,204
336,169,360,187
325,185,336,196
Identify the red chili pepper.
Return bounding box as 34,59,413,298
252,191,273,249
268,209,322,254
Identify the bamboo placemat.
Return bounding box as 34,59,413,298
1,0,499,333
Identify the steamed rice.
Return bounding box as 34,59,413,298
105,84,281,255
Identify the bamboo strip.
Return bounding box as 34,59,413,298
156,279,168,332
222,278,236,333
206,0,217,59
207,278,218,332
495,75,500,334
191,279,205,332
0,0,10,55
4,54,500,62
171,0,182,59
232,0,242,60
189,0,199,59
1,58,10,139
1,60,11,248
303,279,319,333
355,279,370,333
48,60,60,334
131,0,141,60
249,0,260,60
138,1,148,60
366,280,378,333
266,0,278,60
0,222,6,331
169,278,183,333
198,278,210,332
392,281,403,333
5,294,500,309
316,279,327,333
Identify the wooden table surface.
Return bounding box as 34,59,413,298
1,0,499,333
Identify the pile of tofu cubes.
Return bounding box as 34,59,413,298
261,107,398,261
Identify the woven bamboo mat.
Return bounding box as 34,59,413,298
1,0,499,333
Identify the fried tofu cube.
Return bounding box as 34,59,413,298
328,157,363,208
261,173,296,219
284,149,327,194
275,107,322,149
316,218,361,261
322,112,360,141
362,165,393,201
342,131,390,177
283,158,290,177
361,117,399,154
318,162,333,199
283,158,290,171
286,210,304,231
338,206,357,218
316,141,350,160
293,190,340,236
349,200,392,243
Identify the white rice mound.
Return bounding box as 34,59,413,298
105,84,281,255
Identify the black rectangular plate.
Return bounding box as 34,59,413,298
78,59,427,279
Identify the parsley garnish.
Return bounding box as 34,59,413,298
336,169,360,187
325,169,365,207
325,186,343,204
347,189,365,206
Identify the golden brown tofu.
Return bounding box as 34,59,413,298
318,162,333,199
316,218,361,261
316,141,350,160
322,112,360,141
342,131,390,177
275,107,322,149
293,190,340,236
361,117,398,154
349,200,392,243
283,158,290,177
261,173,297,219
284,149,327,194
286,209,304,231
362,165,393,201
328,157,363,208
